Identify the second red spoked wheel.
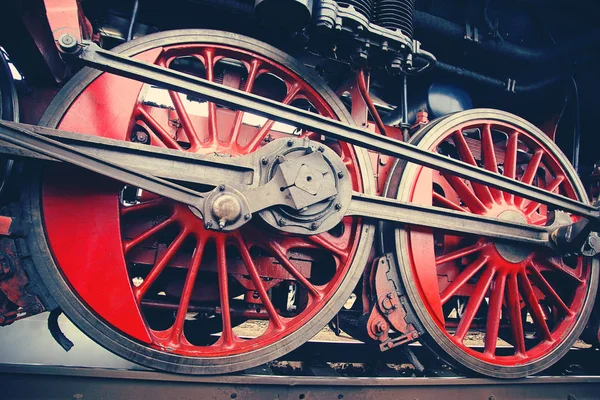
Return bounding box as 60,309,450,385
386,109,598,378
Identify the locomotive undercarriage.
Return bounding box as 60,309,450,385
0,0,599,379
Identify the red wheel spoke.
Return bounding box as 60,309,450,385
442,174,488,214
123,216,176,253
454,266,495,341
441,255,489,305
308,233,348,260
527,263,573,315
243,83,301,151
229,59,262,145
523,175,565,215
503,132,519,204
203,48,218,145
515,150,543,207
435,242,486,265
168,90,202,151
235,233,283,330
480,124,504,203
532,258,583,284
170,236,206,344
507,273,526,355
134,228,188,302
121,198,167,216
518,270,552,341
433,191,464,211
216,236,236,346
484,271,506,355
453,131,494,206
136,106,183,150
267,240,322,300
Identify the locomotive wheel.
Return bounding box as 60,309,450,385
386,109,598,378
21,30,374,374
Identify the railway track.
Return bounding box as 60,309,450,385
1,347,599,400
1,316,599,399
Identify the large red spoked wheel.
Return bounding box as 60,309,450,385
22,30,374,374
386,109,598,378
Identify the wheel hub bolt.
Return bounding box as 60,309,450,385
58,33,78,53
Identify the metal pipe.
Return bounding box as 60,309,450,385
126,0,140,41
414,10,600,64
435,61,563,93
356,70,388,136
401,74,409,141
571,77,580,172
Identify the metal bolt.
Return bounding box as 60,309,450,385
134,130,150,144
261,157,269,165
374,321,386,334
379,157,387,166
219,184,226,191
218,220,226,229
337,171,344,179
278,218,286,226
318,146,325,152
335,203,342,211
287,139,294,146
310,222,319,230
588,235,600,250
58,33,78,52
244,213,251,220
205,221,213,228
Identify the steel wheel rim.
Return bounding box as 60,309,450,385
390,109,597,376
27,30,374,370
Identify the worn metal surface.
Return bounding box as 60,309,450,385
2,364,600,400
75,43,599,221
0,120,567,244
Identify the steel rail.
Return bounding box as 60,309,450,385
0,119,557,246
2,364,600,400
348,193,551,247
77,43,600,222
0,121,256,187
0,120,207,211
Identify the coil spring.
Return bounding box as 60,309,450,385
374,0,416,41
336,0,376,21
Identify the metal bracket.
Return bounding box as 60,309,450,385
366,254,422,352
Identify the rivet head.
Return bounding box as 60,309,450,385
337,171,344,179
219,184,226,191
287,139,294,146
310,222,319,230
261,157,269,165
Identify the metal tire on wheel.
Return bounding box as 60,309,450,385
21,30,374,374
385,109,598,378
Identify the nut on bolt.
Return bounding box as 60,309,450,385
58,33,79,53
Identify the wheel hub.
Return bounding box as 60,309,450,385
493,210,531,264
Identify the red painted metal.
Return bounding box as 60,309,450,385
42,43,364,356
404,120,591,365
0,216,13,236
44,0,91,44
